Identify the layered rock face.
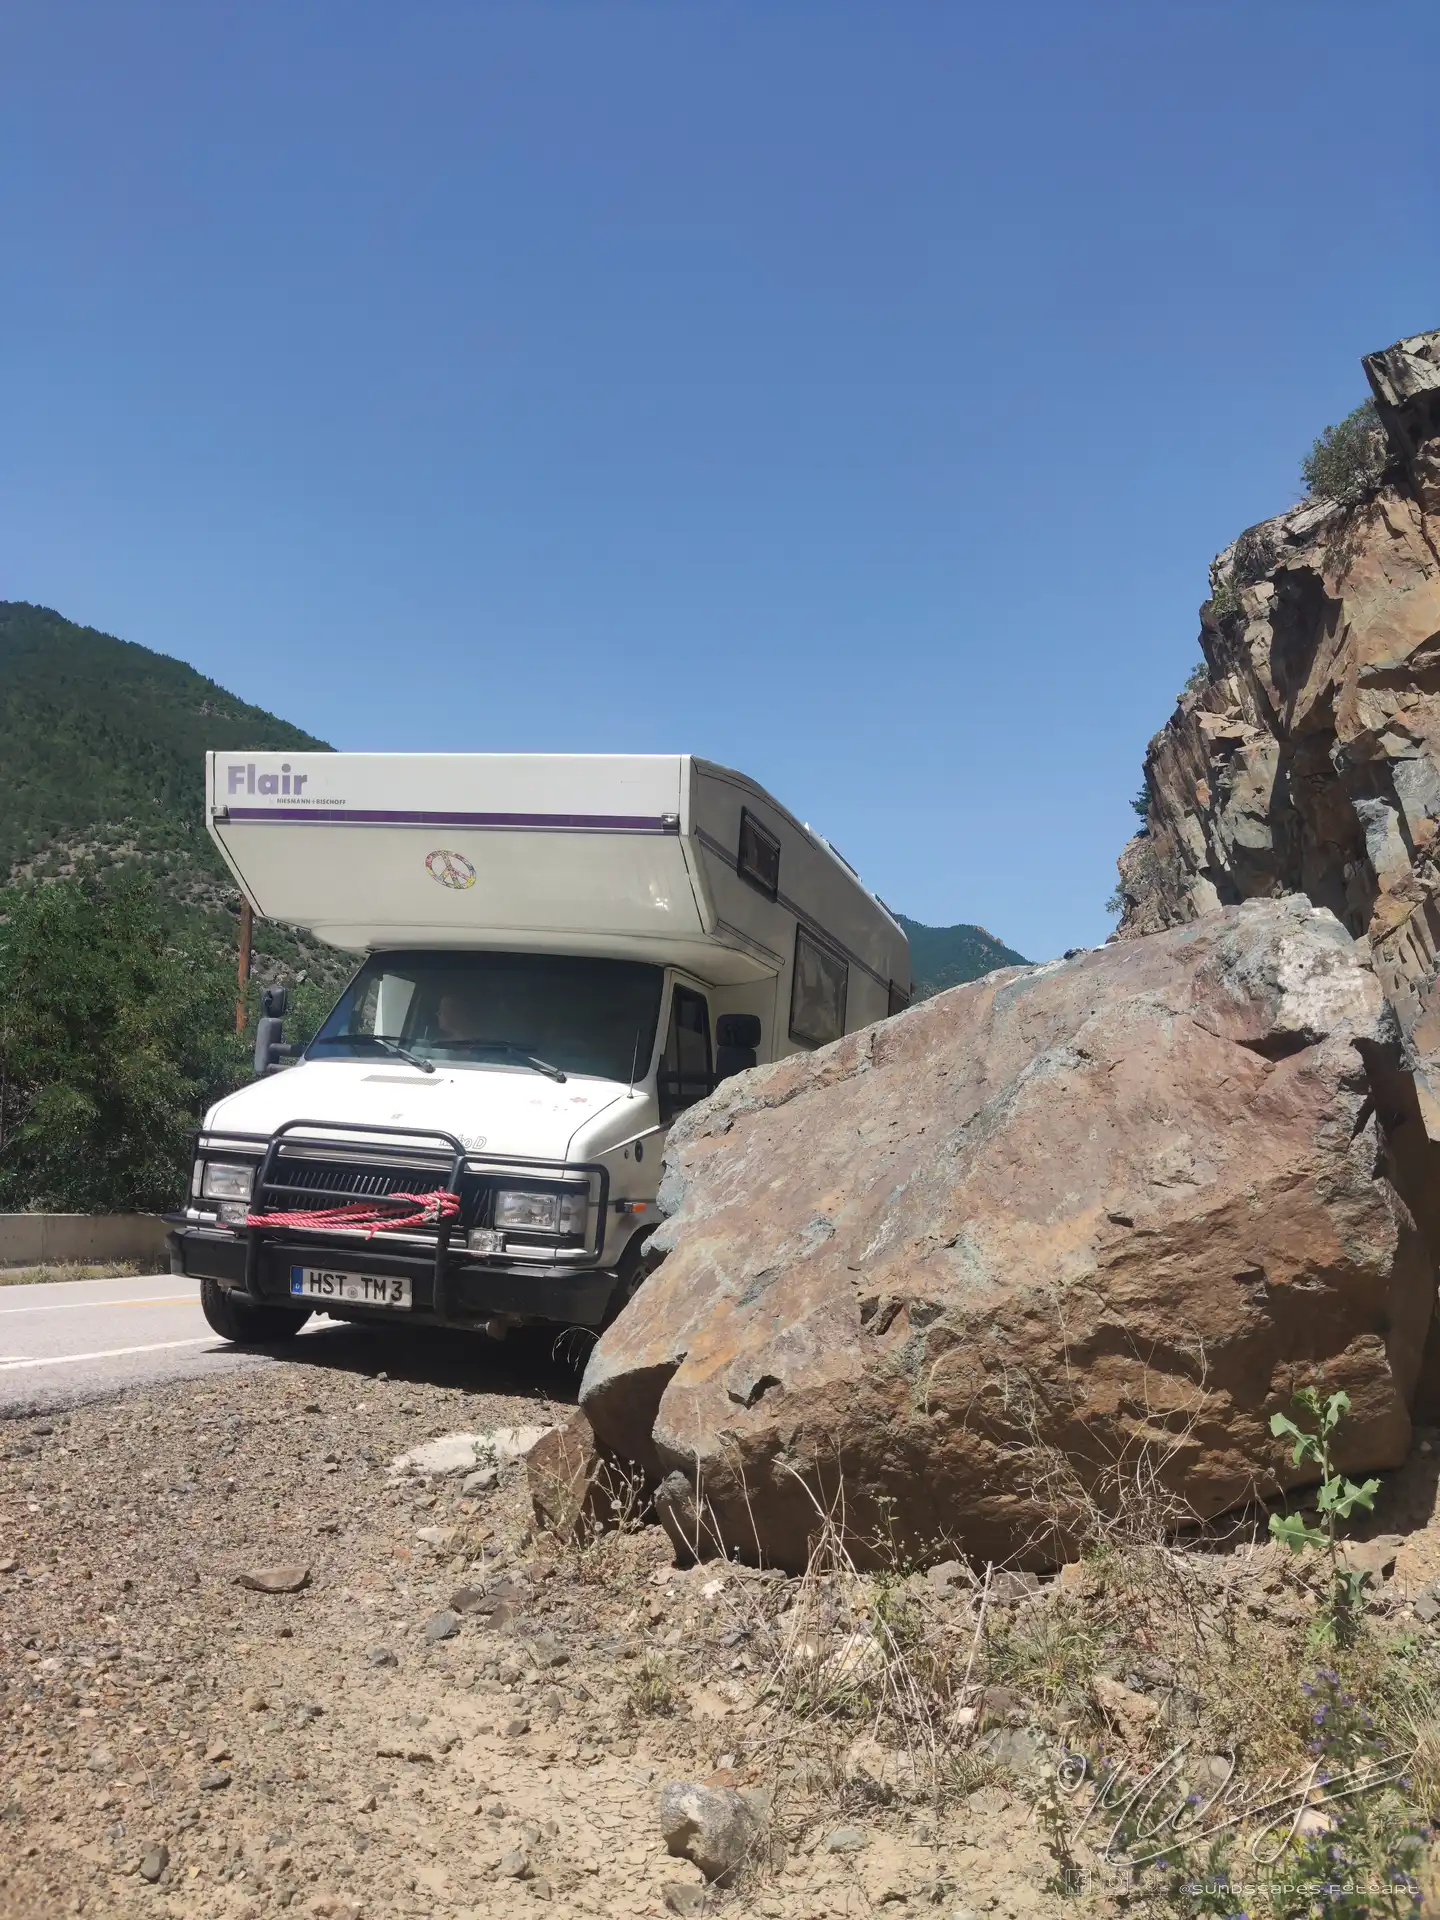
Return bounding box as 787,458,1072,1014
581,900,1434,1569
1116,327,1440,1134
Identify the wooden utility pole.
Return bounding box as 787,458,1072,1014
236,898,253,1034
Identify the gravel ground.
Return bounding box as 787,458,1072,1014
0,1330,1068,1920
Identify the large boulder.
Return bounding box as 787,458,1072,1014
580,900,1437,1569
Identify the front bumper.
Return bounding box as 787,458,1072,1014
176,1116,623,1329
168,1226,617,1328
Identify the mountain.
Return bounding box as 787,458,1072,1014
897,915,1029,999
0,601,346,993
0,601,328,875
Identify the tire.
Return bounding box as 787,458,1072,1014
601,1230,662,1329
200,1277,312,1345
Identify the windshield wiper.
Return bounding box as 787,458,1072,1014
441,1037,567,1083
315,1032,436,1074
372,1036,437,1074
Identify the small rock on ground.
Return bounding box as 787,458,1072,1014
824,1827,868,1852
234,1564,311,1594
138,1846,168,1884
659,1781,766,1884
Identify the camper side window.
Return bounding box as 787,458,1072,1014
658,986,713,1122
789,926,849,1047
737,809,781,899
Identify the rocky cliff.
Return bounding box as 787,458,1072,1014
1115,327,1440,1137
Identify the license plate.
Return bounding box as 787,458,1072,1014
290,1265,412,1309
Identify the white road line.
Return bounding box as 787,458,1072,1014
0,1295,199,1316
0,1338,219,1371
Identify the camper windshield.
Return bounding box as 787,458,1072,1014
307,951,664,1084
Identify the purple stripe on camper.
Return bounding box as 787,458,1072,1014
223,808,677,831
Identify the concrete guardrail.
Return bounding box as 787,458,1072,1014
0,1214,171,1270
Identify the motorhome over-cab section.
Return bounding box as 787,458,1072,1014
205,751,909,1062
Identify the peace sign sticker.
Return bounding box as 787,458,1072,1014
425,849,476,891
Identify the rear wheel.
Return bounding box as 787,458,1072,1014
200,1277,312,1345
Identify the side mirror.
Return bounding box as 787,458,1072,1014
253,1014,289,1076
253,985,295,1075
714,1014,761,1083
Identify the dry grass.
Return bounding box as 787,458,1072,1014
983,1591,1108,1709
664,1468,995,1812
540,1363,1440,1910
0,1257,160,1287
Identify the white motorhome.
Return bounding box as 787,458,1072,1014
170,753,909,1347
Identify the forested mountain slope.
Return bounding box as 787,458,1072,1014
0,601,328,877
897,914,1029,998
0,601,347,999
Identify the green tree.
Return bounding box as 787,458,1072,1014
0,872,242,1212
1302,400,1387,505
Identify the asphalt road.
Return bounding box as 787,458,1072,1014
0,1272,580,1417
0,1272,312,1416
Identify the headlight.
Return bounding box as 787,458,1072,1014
493,1188,588,1234
201,1161,255,1202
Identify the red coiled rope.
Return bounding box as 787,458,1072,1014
245,1190,461,1237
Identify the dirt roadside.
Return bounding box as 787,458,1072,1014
0,1335,1064,1920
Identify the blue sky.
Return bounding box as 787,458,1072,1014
4,3,1438,961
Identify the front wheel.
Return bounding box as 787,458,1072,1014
200,1277,312,1346
601,1231,662,1329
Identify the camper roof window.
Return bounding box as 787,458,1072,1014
738,809,781,899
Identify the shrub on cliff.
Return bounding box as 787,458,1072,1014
1211,524,1281,624
1302,399,1387,504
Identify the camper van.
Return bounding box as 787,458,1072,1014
169,753,909,1347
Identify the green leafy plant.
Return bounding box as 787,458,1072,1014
0,870,245,1212
1112,1675,1428,1917
1211,575,1242,623
1131,787,1152,822
1302,401,1387,506
1268,1389,1381,1640
1020,1761,1086,1897
627,1654,680,1716
1233,524,1280,579
1211,523,1282,625
1253,1671,1426,1920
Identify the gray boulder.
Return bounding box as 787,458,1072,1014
659,1781,768,1884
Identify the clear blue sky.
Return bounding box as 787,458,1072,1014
4,4,1438,960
